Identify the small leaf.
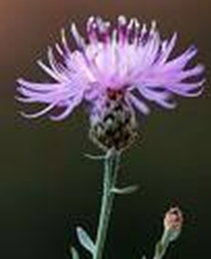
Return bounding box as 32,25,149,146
76,226,95,255
111,185,139,194
70,246,80,259
142,256,147,259
84,153,105,160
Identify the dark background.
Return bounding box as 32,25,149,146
0,1,210,259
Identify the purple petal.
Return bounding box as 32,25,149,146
20,102,57,119
49,93,83,121
158,33,177,64
168,80,205,97
162,45,198,71
128,93,150,115
71,23,86,51
37,60,62,82
17,78,61,92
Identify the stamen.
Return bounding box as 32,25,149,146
96,17,110,43
140,23,148,44
60,28,71,56
127,18,135,32
71,23,86,51
150,20,157,35
55,43,63,56
118,15,127,44
87,17,98,44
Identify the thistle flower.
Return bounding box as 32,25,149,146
17,16,205,150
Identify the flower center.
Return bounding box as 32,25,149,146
106,88,125,102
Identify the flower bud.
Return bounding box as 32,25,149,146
164,207,183,231
163,207,183,242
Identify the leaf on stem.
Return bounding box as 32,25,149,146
110,185,139,194
76,226,96,255
84,153,106,160
70,246,80,259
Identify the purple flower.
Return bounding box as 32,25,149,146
17,16,205,122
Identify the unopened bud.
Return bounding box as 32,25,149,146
164,207,183,231
163,207,183,242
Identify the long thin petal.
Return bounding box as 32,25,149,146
37,60,63,82
17,78,61,92
71,23,86,51
128,93,150,115
49,94,83,121
167,80,205,97
20,102,57,119
158,33,177,64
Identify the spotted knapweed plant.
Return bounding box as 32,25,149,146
17,16,204,259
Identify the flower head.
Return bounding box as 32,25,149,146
17,16,205,149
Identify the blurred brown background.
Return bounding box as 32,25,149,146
0,1,210,259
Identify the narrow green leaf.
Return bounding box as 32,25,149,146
110,185,139,194
76,226,96,255
70,246,80,259
84,153,106,160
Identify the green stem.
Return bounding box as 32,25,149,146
153,230,170,259
93,149,120,259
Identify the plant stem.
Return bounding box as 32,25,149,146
153,230,171,259
93,148,120,259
